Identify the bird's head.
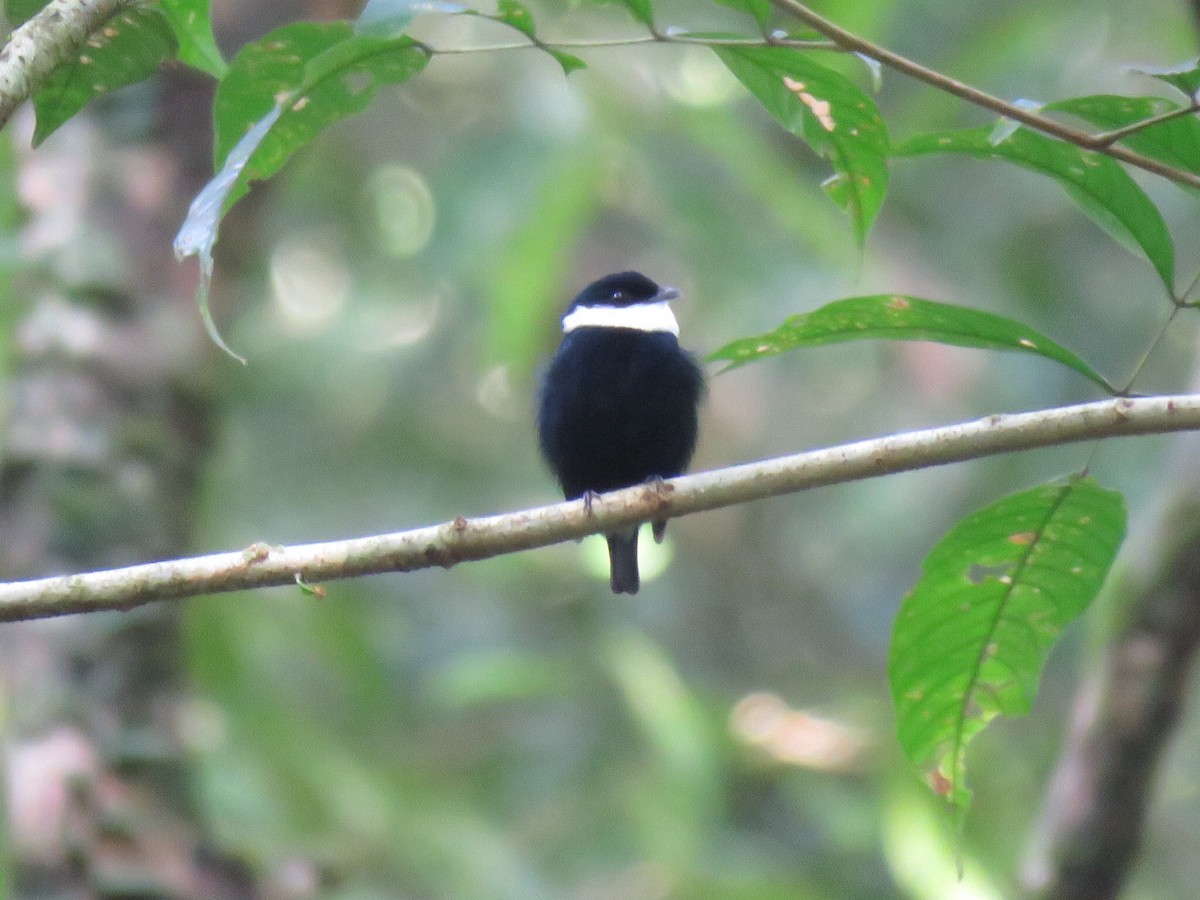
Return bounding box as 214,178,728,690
562,271,681,335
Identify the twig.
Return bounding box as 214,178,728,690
769,0,1200,190
418,33,834,56
1091,99,1200,147
1,394,1199,622
0,0,131,130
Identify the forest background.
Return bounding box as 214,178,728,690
2,0,1200,898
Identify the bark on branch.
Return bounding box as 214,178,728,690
0,394,1197,621
0,0,130,131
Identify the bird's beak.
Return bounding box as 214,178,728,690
656,285,680,303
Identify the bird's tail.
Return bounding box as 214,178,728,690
606,529,640,595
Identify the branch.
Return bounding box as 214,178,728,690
420,34,835,55
0,0,131,131
769,0,1200,191
1,394,1200,621
1022,512,1200,899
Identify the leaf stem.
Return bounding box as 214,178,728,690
1090,99,1200,147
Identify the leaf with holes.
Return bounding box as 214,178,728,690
708,294,1113,392
1047,95,1200,180
889,478,1126,817
31,6,177,146
716,46,889,244
161,0,226,78
895,127,1175,292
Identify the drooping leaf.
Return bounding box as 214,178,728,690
31,6,177,146
174,104,284,364
715,45,890,245
175,22,429,361
1048,94,1200,179
713,0,773,29
708,294,1113,392
1129,57,1200,99
890,478,1126,817
583,0,654,28
895,127,1175,292
160,0,227,78
210,23,428,206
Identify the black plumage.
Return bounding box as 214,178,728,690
538,272,704,593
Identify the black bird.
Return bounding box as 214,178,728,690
538,271,704,594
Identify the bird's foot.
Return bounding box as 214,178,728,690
583,489,601,516
645,476,673,543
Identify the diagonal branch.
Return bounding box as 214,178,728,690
769,0,1200,191
1,394,1200,622
1092,99,1200,147
0,0,132,130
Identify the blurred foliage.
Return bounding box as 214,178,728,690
181,0,1200,894
5,0,1200,895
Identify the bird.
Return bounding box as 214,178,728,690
538,271,704,594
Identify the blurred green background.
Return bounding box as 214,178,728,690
15,0,1200,896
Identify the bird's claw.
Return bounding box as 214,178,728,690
583,489,601,516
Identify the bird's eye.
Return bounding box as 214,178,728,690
612,292,625,302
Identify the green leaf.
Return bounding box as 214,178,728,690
472,0,583,74
210,23,428,203
890,478,1126,817
31,6,177,146
485,148,607,371
1047,94,1200,179
160,0,227,78
584,0,654,28
715,46,890,245
175,22,429,361
602,628,722,816
493,0,535,37
895,127,1175,292
713,0,772,29
708,294,1113,392
1129,57,1200,99
547,49,586,75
